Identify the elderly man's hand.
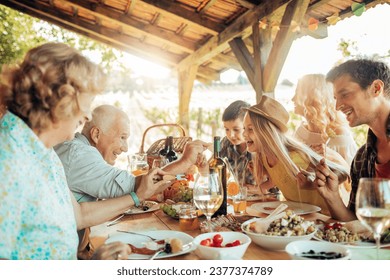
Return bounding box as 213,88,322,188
136,167,172,201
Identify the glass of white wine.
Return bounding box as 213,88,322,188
355,178,390,259
193,170,223,232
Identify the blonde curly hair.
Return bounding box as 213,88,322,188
294,74,346,140
0,42,106,133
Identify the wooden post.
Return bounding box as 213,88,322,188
197,107,203,138
178,64,198,132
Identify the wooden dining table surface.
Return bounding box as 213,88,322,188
90,201,332,260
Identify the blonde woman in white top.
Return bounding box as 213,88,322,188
292,74,357,205
292,74,358,166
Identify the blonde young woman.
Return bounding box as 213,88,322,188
292,74,358,166
243,95,350,217
0,43,172,260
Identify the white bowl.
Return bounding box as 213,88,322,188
241,218,316,251
285,240,351,260
193,232,251,260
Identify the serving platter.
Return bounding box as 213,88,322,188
106,230,195,259
250,201,321,215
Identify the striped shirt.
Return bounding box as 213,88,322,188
348,113,390,212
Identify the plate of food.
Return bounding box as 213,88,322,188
124,201,159,215
314,220,390,248
250,201,321,215
106,230,195,259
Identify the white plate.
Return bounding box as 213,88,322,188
314,224,390,249
250,201,321,215
124,201,159,215
106,230,195,259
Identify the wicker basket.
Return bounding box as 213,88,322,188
139,123,192,168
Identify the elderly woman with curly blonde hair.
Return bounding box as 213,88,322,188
292,74,358,166
243,95,351,217
0,43,172,260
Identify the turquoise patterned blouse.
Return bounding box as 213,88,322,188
0,112,78,259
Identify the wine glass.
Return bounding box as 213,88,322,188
192,171,223,232
355,178,390,259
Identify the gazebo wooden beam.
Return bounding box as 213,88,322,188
210,54,242,71
178,0,290,70
252,22,263,103
263,0,310,92
178,64,199,130
229,37,255,87
197,66,220,81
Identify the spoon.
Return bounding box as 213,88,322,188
253,203,288,233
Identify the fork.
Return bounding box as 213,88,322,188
149,243,193,260
149,248,165,260
117,230,161,242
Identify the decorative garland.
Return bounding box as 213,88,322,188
258,2,366,32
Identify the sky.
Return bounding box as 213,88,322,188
120,4,390,84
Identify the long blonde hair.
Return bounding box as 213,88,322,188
247,111,349,185
294,74,347,140
0,42,106,133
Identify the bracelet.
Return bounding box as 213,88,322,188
130,192,141,207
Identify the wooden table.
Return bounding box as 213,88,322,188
90,203,331,260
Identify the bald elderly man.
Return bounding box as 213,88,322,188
55,104,208,202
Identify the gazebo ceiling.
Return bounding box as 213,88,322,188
2,0,388,84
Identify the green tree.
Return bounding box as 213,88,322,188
0,6,46,65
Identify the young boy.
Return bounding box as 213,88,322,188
220,100,258,191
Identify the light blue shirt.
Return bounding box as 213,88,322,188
0,112,78,259
54,132,136,202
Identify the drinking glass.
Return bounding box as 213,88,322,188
192,172,223,232
152,158,168,169
232,186,247,215
355,178,390,259
129,153,149,176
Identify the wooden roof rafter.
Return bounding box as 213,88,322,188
178,0,291,71
58,0,199,53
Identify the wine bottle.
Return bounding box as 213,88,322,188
209,136,227,217
165,136,178,162
159,136,170,157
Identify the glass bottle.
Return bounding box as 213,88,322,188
159,136,170,157
165,136,178,162
209,136,227,217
